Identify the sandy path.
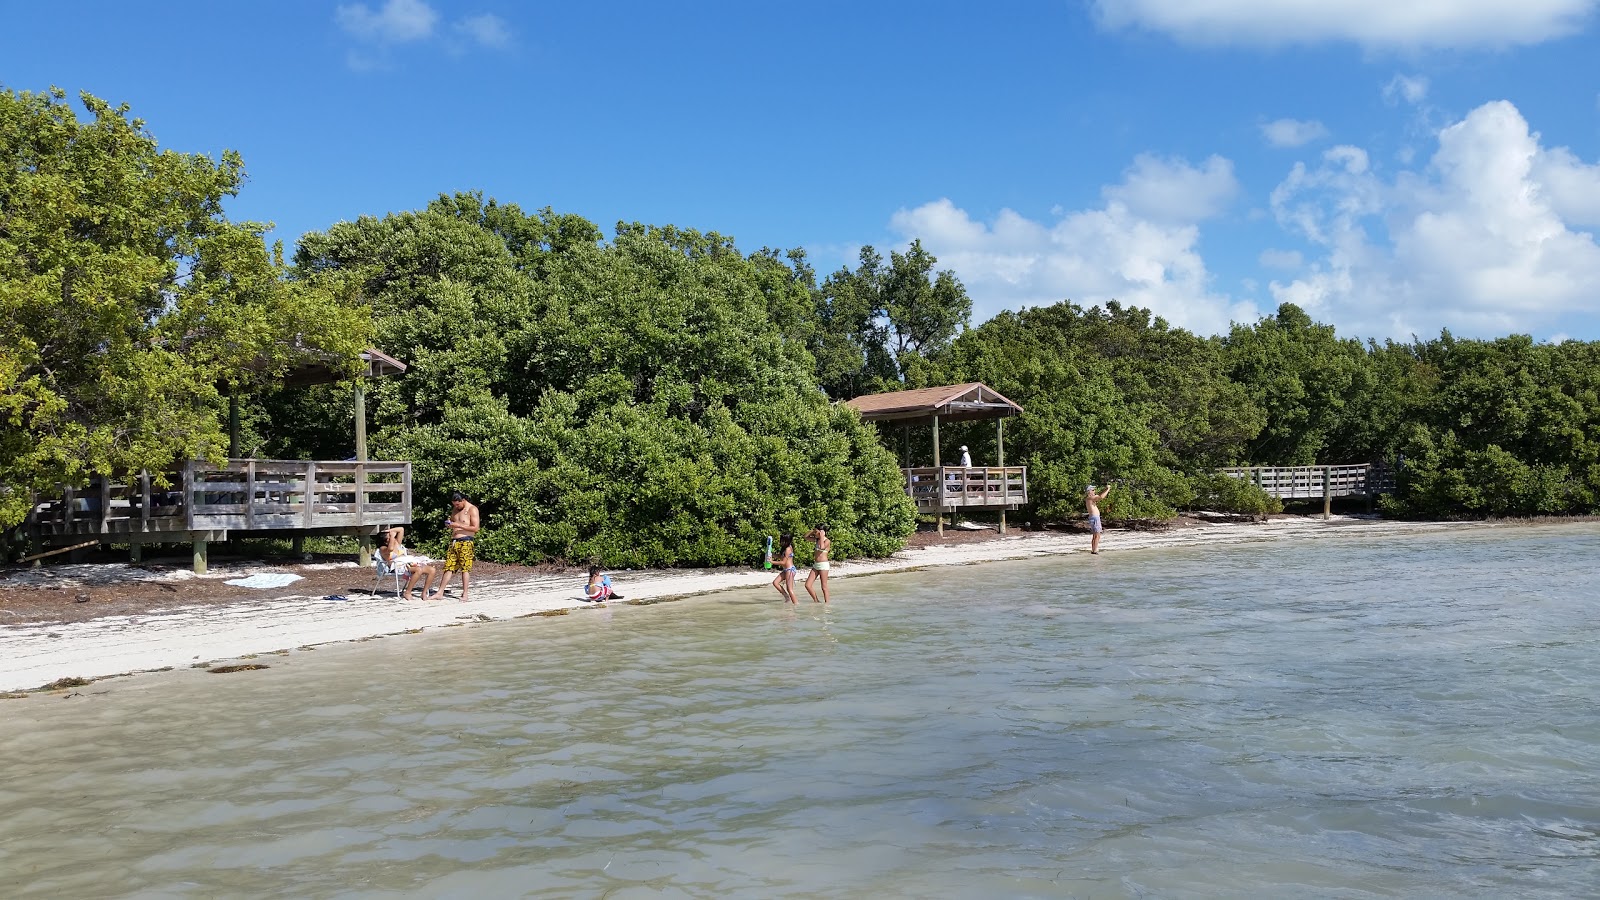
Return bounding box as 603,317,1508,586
0,516,1453,692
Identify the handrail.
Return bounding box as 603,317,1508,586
902,465,1028,509
25,458,413,535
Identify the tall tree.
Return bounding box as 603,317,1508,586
813,240,972,398
0,88,367,528
280,196,916,566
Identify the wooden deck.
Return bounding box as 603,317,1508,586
26,459,412,543
1219,464,1391,500
904,466,1028,513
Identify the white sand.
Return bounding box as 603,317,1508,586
0,516,1460,692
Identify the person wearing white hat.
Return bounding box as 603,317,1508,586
958,445,972,467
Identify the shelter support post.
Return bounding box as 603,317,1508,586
193,539,207,575
933,414,943,535
354,378,368,463
355,377,372,567
228,396,240,459
997,417,1006,535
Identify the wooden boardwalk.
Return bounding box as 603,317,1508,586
23,459,412,570
1219,464,1393,516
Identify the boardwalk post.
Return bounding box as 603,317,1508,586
1323,466,1332,520
193,538,207,575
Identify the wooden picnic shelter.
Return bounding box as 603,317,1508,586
21,349,413,573
844,382,1027,534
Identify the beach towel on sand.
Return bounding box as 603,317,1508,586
224,573,304,589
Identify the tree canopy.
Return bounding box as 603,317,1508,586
273,195,915,566
9,88,1599,551
0,88,367,528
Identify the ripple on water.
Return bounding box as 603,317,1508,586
3,524,1600,897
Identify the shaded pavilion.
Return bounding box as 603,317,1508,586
22,349,413,573
844,383,1028,534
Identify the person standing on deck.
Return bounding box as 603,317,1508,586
804,526,832,603
959,445,972,467
428,491,481,602
1085,483,1111,555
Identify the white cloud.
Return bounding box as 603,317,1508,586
454,13,513,49
1261,118,1330,148
1383,74,1430,105
336,0,438,43
1091,0,1598,48
1269,100,1600,338
888,156,1257,335
336,0,511,67
1102,154,1239,223
1259,249,1304,269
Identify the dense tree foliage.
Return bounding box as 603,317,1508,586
8,89,1596,548
924,301,1271,519
277,195,915,566
0,89,367,528
1382,334,1600,517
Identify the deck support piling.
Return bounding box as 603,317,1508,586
193,538,207,575
130,542,141,564
1322,466,1332,520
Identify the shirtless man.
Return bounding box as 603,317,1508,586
1085,483,1112,554
427,491,481,602
804,525,832,603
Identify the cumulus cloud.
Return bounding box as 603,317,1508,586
1259,249,1304,269
454,13,513,49
337,0,510,67
1091,0,1598,48
336,0,438,43
1269,100,1600,338
1383,74,1430,105
1262,118,1330,148
889,156,1258,335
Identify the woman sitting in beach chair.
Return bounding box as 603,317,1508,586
378,527,438,601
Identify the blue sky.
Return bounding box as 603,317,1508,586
4,1,1599,341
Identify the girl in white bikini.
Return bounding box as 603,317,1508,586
804,525,831,603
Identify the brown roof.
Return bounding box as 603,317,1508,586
843,382,1022,423
278,347,408,388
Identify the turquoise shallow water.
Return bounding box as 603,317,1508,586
3,523,1600,898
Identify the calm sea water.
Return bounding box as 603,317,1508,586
4,523,1600,898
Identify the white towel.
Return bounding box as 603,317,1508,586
224,573,304,589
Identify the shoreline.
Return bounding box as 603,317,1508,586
0,516,1483,694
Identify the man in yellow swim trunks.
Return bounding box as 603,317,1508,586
428,491,481,602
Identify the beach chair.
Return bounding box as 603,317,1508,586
372,554,405,597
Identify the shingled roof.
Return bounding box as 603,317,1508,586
843,382,1023,424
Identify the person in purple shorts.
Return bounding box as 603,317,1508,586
1085,482,1112,554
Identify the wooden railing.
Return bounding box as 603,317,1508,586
1219,464,1392,500
26,459,412,537
904,466,1028,511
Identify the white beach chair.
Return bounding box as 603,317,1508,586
372,554,405,597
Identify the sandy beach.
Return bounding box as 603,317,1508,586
0,515,1463,694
